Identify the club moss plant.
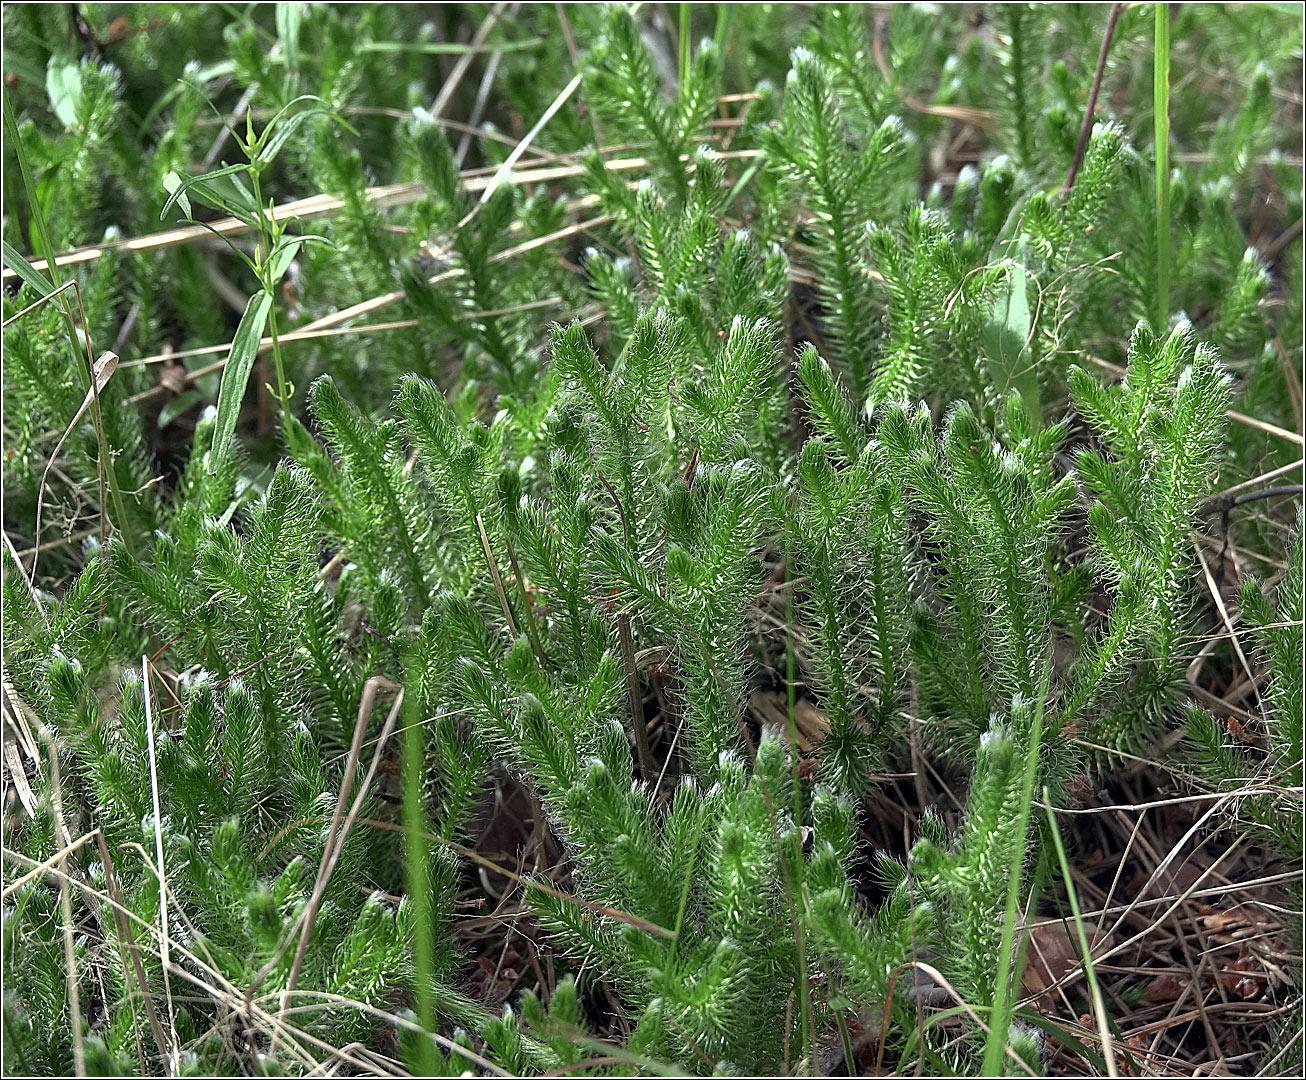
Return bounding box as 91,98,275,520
3,4,1301,1076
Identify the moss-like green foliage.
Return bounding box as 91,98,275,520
3,4,1300,1076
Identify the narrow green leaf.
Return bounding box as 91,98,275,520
3,85,63,272
198,168,260,221
358,39,542,55
256,109,326,167
1042,789,1122,1077
212,290,273,460
1154,2,1171,331
1013,1009,1110,1074
276,2,302,72
401,681,438,1075
162,171,191,220
160,162,254,222
713,5,734,53
2,239,54,297
679,4,692,89
157,390,205,429
252,94,357,167
267,233,333,282
136,61,235,136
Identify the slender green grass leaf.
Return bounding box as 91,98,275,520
400,683,438,1075
3,86,62,269
1013,1008,1110,1074
2,239,54,297
358,39,542,54
679,4,692,88
982,663,1053,1076
1043,789,1121,1077
1154,2,1171,330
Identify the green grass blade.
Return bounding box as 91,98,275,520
679,4,692,89
401,686,439,1074
4,83,136,556
3,86,63,272
1154,2,1171,331
1014,1007,1110,1074
1043,788,1120,1076
359,38,541,55
2,239,55,297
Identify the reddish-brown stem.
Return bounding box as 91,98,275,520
1064,3,1127,195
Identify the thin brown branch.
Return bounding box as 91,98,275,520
275,680,405,1040
1064,4,1126,194
617,612,657,783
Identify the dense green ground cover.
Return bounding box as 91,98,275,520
2,4,1302,1076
